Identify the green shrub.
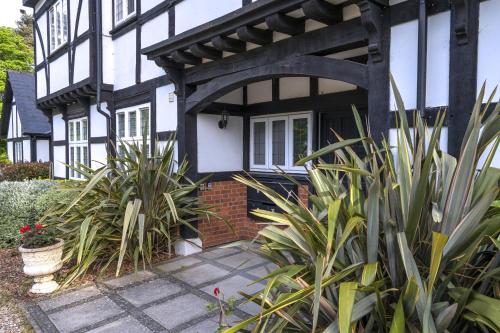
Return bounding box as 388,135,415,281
42,136,224,286
0,180,57,248
0,162,50,181
227,81,500,332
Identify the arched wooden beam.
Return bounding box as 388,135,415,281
302,0,342,25
211,36,246,53
186,55,367,114
265,13,305,36
189,44,222,60
237,26,272,45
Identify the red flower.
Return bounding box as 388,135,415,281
19,225,31,233
21,236,25,241
214,287,220,296
35,224,44,229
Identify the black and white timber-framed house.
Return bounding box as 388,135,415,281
24,0,500,252
1,71,51,163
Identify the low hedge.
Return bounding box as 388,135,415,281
0,162,51,182
0,180,62,248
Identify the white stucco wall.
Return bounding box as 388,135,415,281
390,20,418,110
113,31,136,90
216,88,244,105
247,80,273,104
477,0,500,101
90,103,109,138
49,55,69,94
36,69,47,98
156,84,178,132
22,139,31,162
197,114,243,173
91,143,108,169
73,40,90,83
53,146,66,178
36,140,50,162
7,142,13,163
279,77,310,100
53,113,66,141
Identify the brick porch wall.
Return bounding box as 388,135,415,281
198,179,309,249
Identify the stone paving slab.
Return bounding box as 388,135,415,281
38,285,101,312
47,297,124,333
28,243,272,333
86,316,152,333
143,293,209,330
173,263,230,286
104,270,156,289
156,257,202,273
118,279,183,307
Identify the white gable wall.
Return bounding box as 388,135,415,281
35,12,48,66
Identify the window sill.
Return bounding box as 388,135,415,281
47,42,69,61
110,15,138,40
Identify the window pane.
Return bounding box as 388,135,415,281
272,120,286,166
127,0,135,14
69,122,74,142
83,146,88,166
82,119,88,141
117,113,125,137
253,122,266,165
49,9,55,50
116,0,123,21
56,3,61,45
140,108,149,136
70,147,75,177
76,121,81,141
293,118,308,164
62,0,67,42
129,111,137,137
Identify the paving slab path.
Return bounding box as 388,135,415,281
26,243,275,333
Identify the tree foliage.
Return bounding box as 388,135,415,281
15,11,34,50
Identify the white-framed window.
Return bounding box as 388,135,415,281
115,0,136,25
14,141,23,163
68,117,89,180
116,104,150,157
49,0,68,52
250,112,312,173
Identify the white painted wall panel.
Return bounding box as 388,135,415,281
247,80,272,104
477,0,500,101
53,146,66,178
113,31,136,90
35,12,48,66
279,77,310,100
197,114,243,172
76,0,89,35
36,69,47,98
141,55,165,82
53,113,66,141
426,11,450,107
49,55,69,93
103,36,114,85
73,40,90,83
36,140,50,162
91,144,108,169
23,139,31,162
142,0,164,12
8,106,22,139
156,84,177,132
390,20,418,110
142,12,169,48
216,88,243,104
90,103,109,138
7,142,13,163
175,0,241,34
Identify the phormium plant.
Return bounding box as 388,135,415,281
227,80,500,332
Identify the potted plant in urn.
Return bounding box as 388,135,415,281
18,216,63,294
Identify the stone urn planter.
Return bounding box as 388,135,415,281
18,238,64,294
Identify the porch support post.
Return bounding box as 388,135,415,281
358,0,390,145
156,57,202,255
448,0,479,157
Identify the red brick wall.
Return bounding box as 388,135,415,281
198,180,309,249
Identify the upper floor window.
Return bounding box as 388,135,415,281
49,0,68,52
69,118,88,180
116,104,150,157
250,112,312,173
115,0,136,25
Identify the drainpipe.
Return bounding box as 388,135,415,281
95,0,111,145
417,0,427,117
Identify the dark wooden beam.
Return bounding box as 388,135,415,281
417,0,427,114
265,13,305,35
171,50,201,65
301,0,342,25
237,26,273,45
211,36,246,53
186,55,368,114
189,43,222,60
448,0,479,157
186,18,366,84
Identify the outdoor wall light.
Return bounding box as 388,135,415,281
218,111,228,129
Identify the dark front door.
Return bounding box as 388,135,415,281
319,108,367,162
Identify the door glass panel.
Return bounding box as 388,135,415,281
140,108,149,136
83,146,88,167
76,121,81,141
70,147,75,177
118,113,125,137
272,120,286,166
253,122,266,165
82,119,88,141
69,122,74,142
292,118,308,165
